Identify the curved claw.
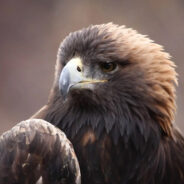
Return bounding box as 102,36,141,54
0,119,81,184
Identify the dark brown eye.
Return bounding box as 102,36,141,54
100,62,117,73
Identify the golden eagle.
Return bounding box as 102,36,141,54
1,23,184,184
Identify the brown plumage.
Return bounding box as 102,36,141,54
1,23,184,184
0,119,81,184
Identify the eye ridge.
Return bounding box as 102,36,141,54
100,62,117,72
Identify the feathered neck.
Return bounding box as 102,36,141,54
44,89,162,150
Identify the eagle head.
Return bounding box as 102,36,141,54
47,23,177,142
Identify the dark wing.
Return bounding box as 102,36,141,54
0,119,81,184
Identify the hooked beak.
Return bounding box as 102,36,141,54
59,57,107,97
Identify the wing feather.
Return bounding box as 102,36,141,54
0,119,81,184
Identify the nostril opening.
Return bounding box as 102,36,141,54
77,66,82,72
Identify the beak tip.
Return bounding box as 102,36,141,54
59,74,70,98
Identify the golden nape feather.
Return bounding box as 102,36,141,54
0,119,81,184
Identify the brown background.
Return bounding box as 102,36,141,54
0,0,183,134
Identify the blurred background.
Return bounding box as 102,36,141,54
0,0,183,134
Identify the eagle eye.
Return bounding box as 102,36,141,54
100,62,117,73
